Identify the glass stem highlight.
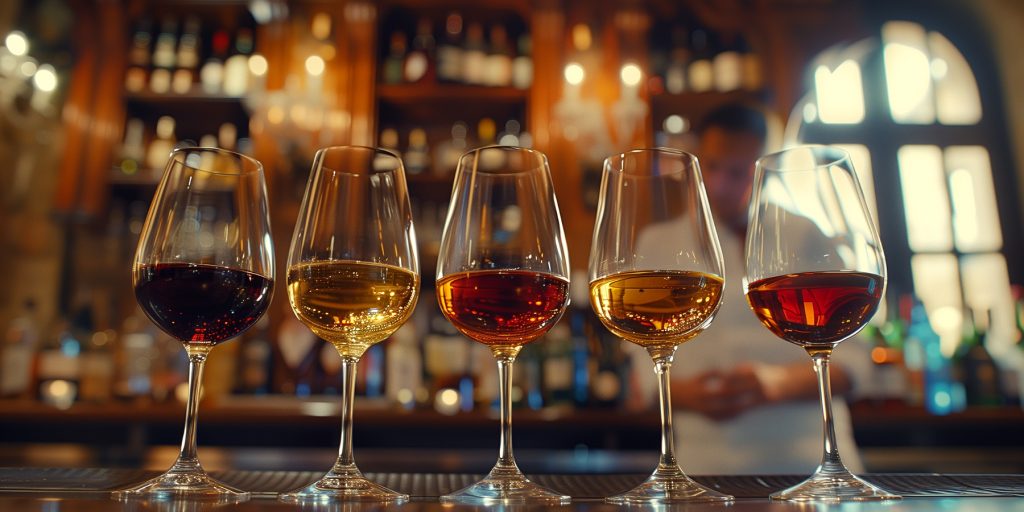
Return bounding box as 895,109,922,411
495,355,518,471
654,357,680,473
333,357,359,473
173,350,208,472
811,351,846,474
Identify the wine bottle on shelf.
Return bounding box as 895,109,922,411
405,127,430,175
404,17,434,84
476,118,503,168
172,16,201,94
200,29,230,94
461,21,486,85
145,116,177,173
485,24,512,87
149,18,178,94
378,128,402,166
907,301,964,414
497,119,521,146
739,34,763,91
437,11,464,83
1,299,39,398
223,28,253,96
664,26,690,94
434,121,467,176
117,118,146,176
234,316,272,395
125,19,153,93
713,33,742,92
79,329,115,403
511,33,532,90
35,318,81,409
385,322,422,409
687,28,713,93
542,323,574,407
954,308,1006,407
383,31,407,85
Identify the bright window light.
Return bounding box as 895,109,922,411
32,64,57,91
883,21,935,124
564,62,585,85
946,146,1001,252
899,145,952,251
5,31,28,56
928,31,982,125
814,60,864,123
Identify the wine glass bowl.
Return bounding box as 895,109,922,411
588,148,731,504
280,146,418,503
436,146,571,504
115,147,275,501
745,145,898,502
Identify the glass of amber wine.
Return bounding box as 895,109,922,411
436,146,571,505
589,149,731,504
280,146,419,503
115,148,275,501
745,145,898,501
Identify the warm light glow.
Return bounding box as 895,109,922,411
564,62,585,85
572,23,592,51
931,58,948,79
248,54,268,76
620,63,642,86
814,60,864,123
5,31,28,56
946,146,1001,252
899,145,952,251
885,43,933,123
311,12,332,40
663,115,685,134
19,59,36,77
305,55,325,76
32,64,57,92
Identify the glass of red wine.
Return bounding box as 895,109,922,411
114,147,274,502
745,145,898,501
588,149,731,504
436,146,571,505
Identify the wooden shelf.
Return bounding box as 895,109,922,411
124,89,247,105
650,89,770,119
108,171,161,187
377,83,527,105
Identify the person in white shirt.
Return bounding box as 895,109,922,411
633,103,873,475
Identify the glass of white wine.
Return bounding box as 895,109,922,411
588,148,732,504
280,146,419,503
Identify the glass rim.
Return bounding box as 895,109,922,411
602,147,700,177
756,144,852,173
314,145,405,176
456,144,549,176
170,146,264,176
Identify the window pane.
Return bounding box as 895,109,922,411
960,254,1017,363
883,21,936,124
928,32,982,125
833,144,877,225
911,254,962,356
899,145,952,251
815,60,865,124
946,146,1002,252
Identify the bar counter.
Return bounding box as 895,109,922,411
1,469,1023,511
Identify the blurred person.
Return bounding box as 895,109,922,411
629,103,873,475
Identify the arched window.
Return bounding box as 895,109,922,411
791,19,1021,363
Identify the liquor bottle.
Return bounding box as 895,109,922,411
954,308,1005,406
713,33,743,92
386,322,422,409
511,33,532,90
1,299,39,398
664,26,690,94
125,19,153,93
117,118,146,176
35,318,81,408
436,11,463,83
115,308,155,401
485,24,512,87
172,16,201,94
150,18,178,94
542,323,574,406
497,119,521,146
738,34,763,91
434,121,467,176
461,21,486,85
383,31,406,85
687,28,713,93
404,17,434,83
476,118,503,168
79,329,115,403
234,316,272,395
223,28,254,96
145,115,177,172
405,127,430,175
200,29,230,94
378,128,402,167
907,301,963,414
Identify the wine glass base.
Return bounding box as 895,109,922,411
441,469,570,505
112,469,248,502
279,473,408,503
771,470,901,502
606,469,733,504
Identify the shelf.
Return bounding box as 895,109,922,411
124,88,247,105
377,83,527,105
650,89,770,119
108,171,161,187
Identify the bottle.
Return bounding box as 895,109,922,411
713,33,743,92
150,18,178,94
437,11,464,83
907,301,963,414
383,32,407,85
115,309,155,401
223,28,254,96
200,29,230,94
434,121,467,176
404,17,434,84
378,128,402,168
386,322,422,409
234,316,272,394
511,33,532,90
664,26,690,94
172,16,201,94
497,119,521,146
461,22,487,85
954,308,1005,407
35,318,81,409
125,19,153,93
1,299,39,398
405,127,430,175
542,324,574,407
739,34,763,91
145,116,177,172
117,118,146,176
79,329,115,403
687,28,713,93
485,24,512,87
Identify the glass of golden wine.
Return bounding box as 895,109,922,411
115,147,275,501
436,146,571,505
280,146,419,503
588,148,732,504
745,145,898,501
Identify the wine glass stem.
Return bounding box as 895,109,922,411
654,358,679,472
495,355,518,471
173,350,208,472
811,351,845,473
333,357,359,473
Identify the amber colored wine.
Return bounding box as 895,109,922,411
135,263,273,346
436,270,569,347
745,270,883,349
288,260,419,357
589,270,724,348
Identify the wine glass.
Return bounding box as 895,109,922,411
115,147,275,501
280,146,419,503
745,145,899,501
436,146,571,505
589,148,732,504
